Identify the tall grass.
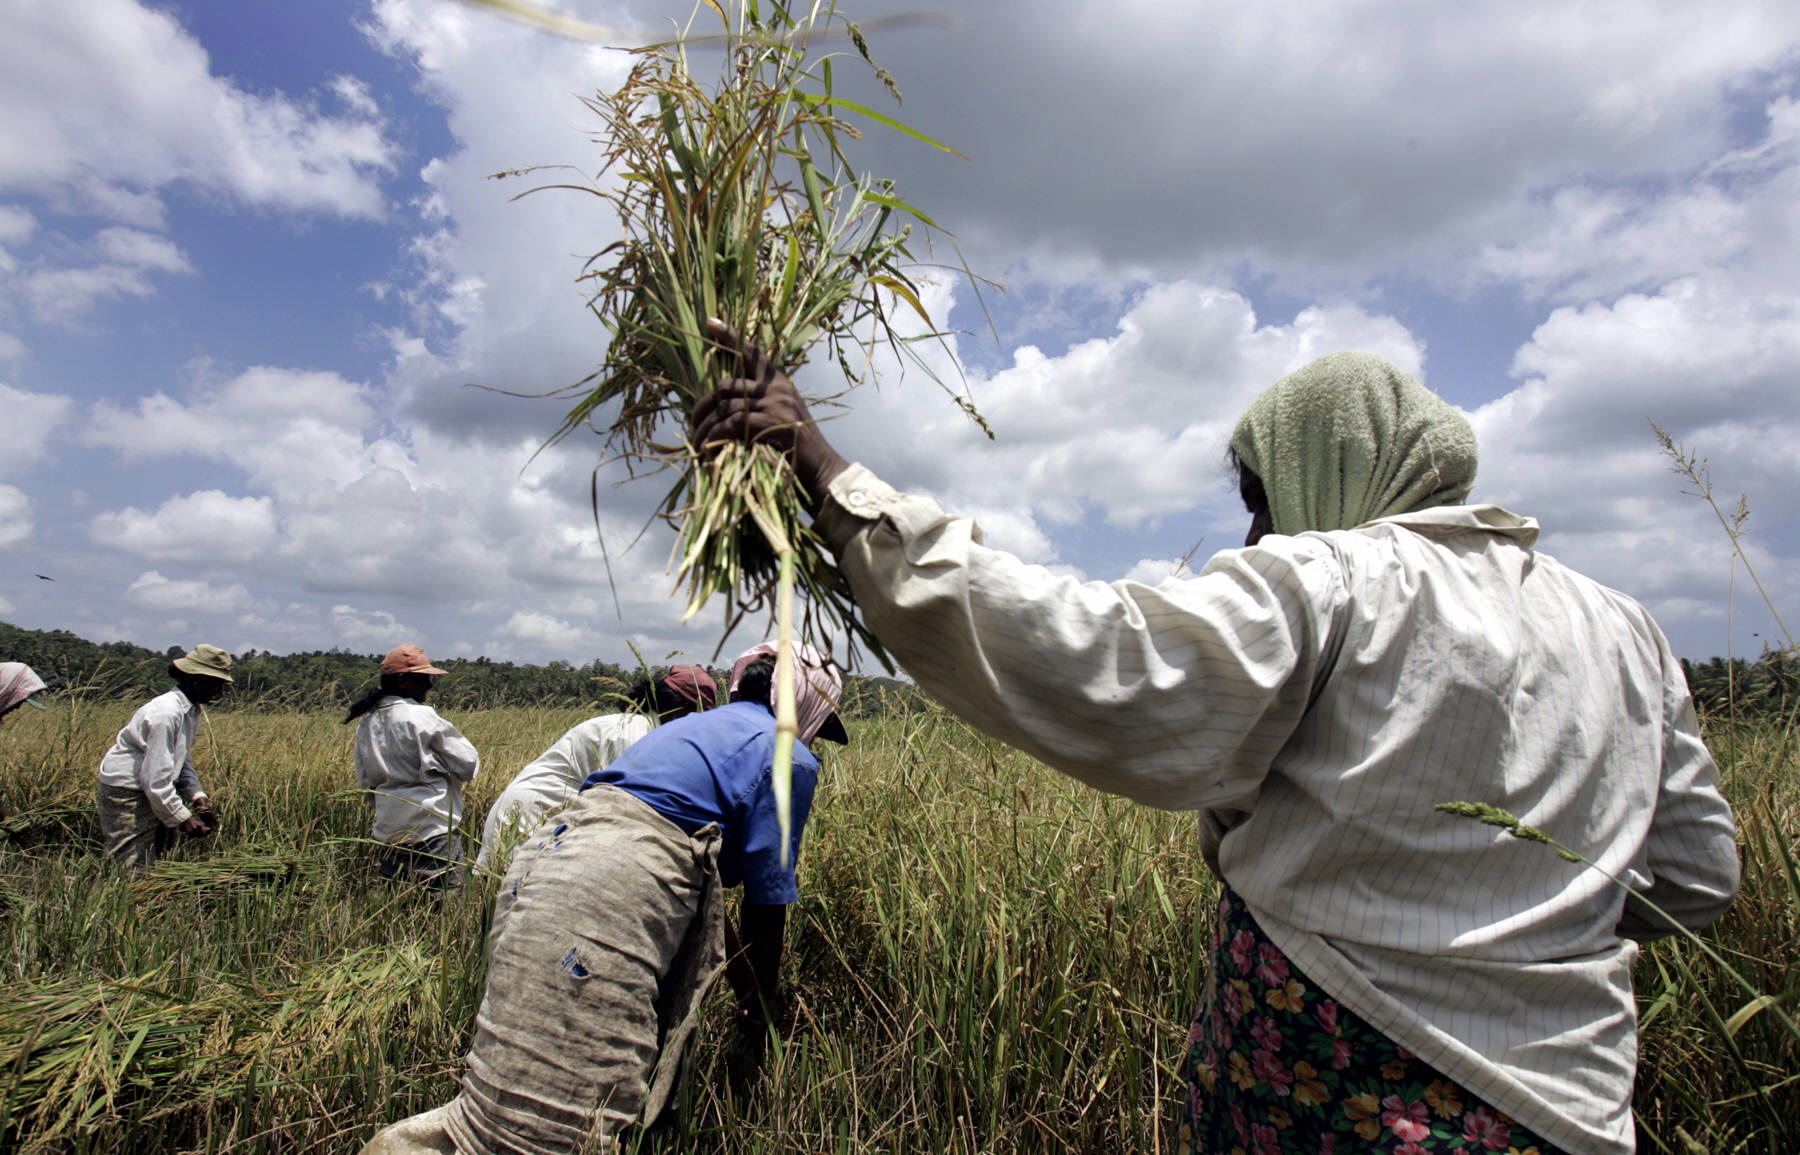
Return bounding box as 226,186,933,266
0,693,1792,1152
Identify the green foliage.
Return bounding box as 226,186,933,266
0,619,922,720
1631,718,1800,1153
1682,651,1800,722
0,619,639,713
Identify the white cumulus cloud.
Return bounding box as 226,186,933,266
330,604,417,648
0,485,31,548
89,490,278,564
0,0,393,222
823,281,1425,530
496,611,586,649
93,228,192,273
126,571,254,614
85,365,380,498
0,383,73,477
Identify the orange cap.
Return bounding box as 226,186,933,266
380,644,446,676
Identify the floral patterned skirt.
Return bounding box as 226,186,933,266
1179,888,1566,1155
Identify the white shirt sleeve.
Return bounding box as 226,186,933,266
426,716,480,783
818,463,1347,811
1617,629,1741,940
138,708,193,827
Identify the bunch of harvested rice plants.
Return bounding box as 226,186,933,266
531,0,977,667
0,694,1793,1152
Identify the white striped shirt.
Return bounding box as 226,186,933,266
818,463,1738,1154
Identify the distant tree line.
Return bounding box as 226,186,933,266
1680,650,1800,721
0,621,921,719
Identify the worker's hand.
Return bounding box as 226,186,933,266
191,796,217,834
180,815,210,837
690,319,850,508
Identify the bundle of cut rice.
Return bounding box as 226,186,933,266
498,0,984,856
528,0,981,668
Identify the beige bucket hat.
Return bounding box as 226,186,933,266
173,644,233,682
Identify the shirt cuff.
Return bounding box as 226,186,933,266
818,463,971,552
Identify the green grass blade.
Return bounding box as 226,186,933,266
795,91,969,158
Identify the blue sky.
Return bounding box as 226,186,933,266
2,0,1796,671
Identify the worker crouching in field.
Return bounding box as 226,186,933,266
94,644,228,867
693,330,1739,1155
474,663,718,873
347,645,479,887
360,643,846,1155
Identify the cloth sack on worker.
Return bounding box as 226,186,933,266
364,784,726,1155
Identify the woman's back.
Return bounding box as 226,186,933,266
1215,505,1736,1151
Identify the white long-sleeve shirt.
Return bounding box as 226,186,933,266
355,696,481,843
96,689,207,827
817,463,1738,1155
475,712,653,868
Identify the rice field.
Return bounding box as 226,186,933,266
0,695,1792,1153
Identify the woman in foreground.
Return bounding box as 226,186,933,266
693,332,1738,1154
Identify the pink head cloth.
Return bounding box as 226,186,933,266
728,642,842,746
0,663,47,714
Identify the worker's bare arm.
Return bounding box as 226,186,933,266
734,899,790,1028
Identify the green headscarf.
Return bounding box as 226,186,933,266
1229,351,1478,537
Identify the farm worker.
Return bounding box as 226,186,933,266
94,644,229,867
472,663,720,872
692,331,1738,1155
360,643,846,1155
346,644,480,886
0,662,47,723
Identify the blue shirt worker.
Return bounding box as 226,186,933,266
360,642,847,1155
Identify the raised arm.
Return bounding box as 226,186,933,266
691,329,1346,812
